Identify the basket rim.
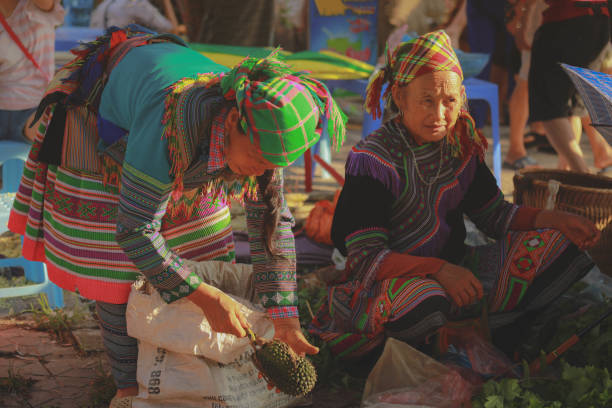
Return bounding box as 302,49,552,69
515,168,612,194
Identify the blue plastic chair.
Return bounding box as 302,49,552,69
63,0,94,27
0,141,64,309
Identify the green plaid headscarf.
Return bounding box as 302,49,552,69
220,51,347,166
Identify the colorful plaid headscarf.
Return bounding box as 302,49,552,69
365,30,463,120
220,50,347,166
365,30,488,162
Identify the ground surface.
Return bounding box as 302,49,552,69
1,112,609,407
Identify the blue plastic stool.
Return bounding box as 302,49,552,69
63,0,94,27
305,79,372,181
0,141,64,309
463,78,501,186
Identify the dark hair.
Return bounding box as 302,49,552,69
205,84,284,258
256,169,283,257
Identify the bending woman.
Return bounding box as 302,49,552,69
8,26,346,407
310,30,599,359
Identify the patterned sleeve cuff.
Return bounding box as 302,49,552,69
267,306,299,319
362,249,392,289
157,271,203,303
344,227,390,283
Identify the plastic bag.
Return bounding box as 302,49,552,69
438,326,517,380
134,341,300,408
126,260,264,364
304,190,340,245
127,260,303,408
362,338,476,408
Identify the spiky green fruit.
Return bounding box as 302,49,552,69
254,340,317,396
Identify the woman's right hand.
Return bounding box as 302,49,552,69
535,210,600,250
187,283,250,338
432,263,483,308
172,24,187,36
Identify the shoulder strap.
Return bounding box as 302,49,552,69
0,11,50,80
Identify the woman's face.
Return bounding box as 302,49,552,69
392,71,464,144
224,108,279,176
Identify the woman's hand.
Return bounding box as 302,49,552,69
432,263,483,308
535,210,601,250
272,317,319,357
187,283,250,338
33,0,55,12
172,24,187,36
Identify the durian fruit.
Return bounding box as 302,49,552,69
247,329,317,397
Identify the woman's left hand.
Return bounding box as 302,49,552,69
272,317,319,357
536,210,601,250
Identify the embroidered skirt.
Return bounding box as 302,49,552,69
309,230,593,358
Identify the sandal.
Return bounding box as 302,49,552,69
502,156,539,171
524,131,547,150
598,165,612,178
109,396,133,408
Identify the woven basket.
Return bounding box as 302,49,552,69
513,169,612,276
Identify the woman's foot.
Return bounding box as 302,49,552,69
523,131,547,150
598,165,612,178
109,386,138,407
502,155,539,171
109,395,134,408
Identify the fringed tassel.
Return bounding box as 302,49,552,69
328,98,347,152
171,178,184,203
345,149,401,197
64,28,136,108
102,155,122,191
165,175,258,219
167,185,204,218
462,112,488,162
365,69,387,120
299,76,347,152
226,176,258,204
162,73,220,184
447,111,488,161
365,42,393,121
205,75,222,92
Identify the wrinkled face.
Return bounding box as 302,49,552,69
392,71,464,144
224,108,279,176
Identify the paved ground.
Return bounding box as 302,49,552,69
0,119,606,407
0,318,112,408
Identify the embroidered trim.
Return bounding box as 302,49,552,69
161,73,221,190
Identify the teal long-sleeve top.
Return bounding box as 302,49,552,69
97,42,299,318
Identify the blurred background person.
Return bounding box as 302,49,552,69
558,42,612,175
175,0,275,46
465,0,518,128
90,0,186,35
528,0,610,173
378,0,459,56
504,0,548,170
0,0,64,143
273,0,307,52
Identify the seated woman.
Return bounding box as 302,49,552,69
309,30,600,359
